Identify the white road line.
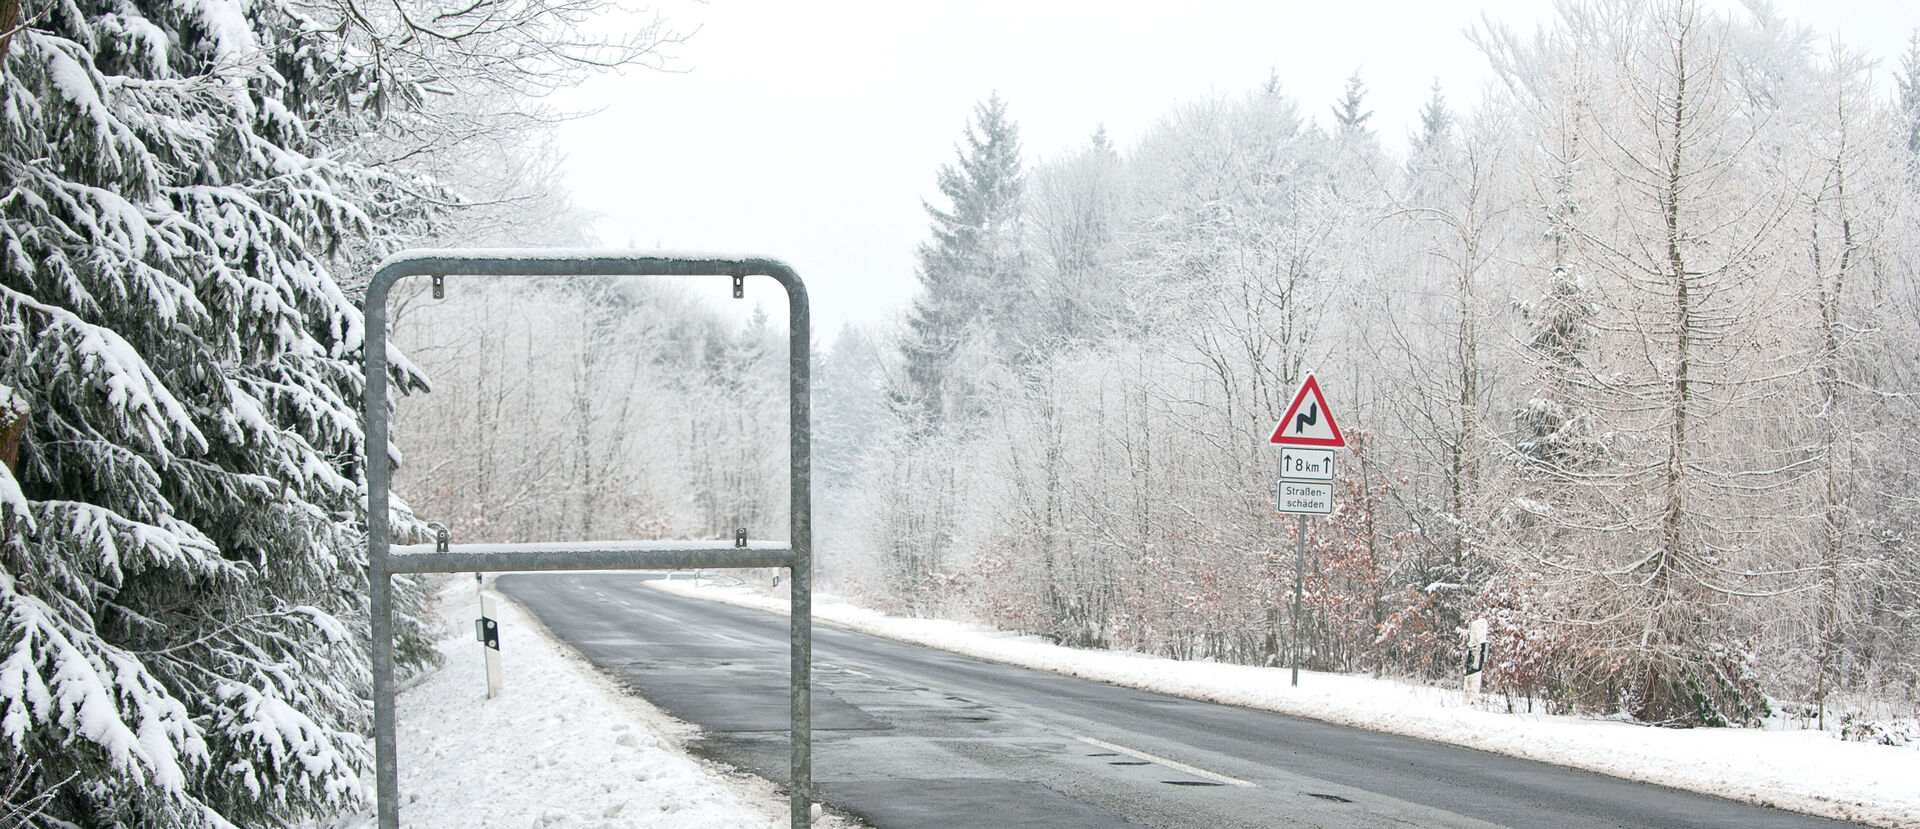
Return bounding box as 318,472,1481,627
631,607,676,625
1075,735,1256,788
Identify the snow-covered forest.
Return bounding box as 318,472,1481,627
390,278,789,545
0,0,673,821
818,3,1920,730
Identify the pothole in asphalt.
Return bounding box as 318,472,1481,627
1303,792,1353,803
1108,760,1151,766
1163,780,1223,787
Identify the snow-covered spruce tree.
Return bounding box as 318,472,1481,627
898,93,1028,430
863,95,1027,613
0,0,446,822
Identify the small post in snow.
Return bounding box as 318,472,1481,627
474,570,503,699
1463,618,1488,704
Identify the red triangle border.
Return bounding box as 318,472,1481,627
1270,374,1346,447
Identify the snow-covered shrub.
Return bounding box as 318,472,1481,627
1841,717,1920,748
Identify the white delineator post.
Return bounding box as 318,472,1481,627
477,573,503,699
1463,618,1488,703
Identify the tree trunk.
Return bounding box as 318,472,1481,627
1,397,24,477
1813,113,1858,729
1,0,22,68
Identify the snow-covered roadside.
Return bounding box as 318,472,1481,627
650,578,1920,829
330,577,850,829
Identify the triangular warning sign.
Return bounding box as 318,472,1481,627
1270,374,1345,447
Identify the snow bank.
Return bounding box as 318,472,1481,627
649,579,1920,829
324,578,845,829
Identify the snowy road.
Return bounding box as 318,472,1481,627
498,572,1863,829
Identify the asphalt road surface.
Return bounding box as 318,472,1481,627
497,572,1863,829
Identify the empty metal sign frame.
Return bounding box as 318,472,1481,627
361,250,813,828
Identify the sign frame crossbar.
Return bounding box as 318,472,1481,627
362,250,813,829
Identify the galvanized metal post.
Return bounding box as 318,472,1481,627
785,261,813,829
363,256,399,829
362,251,812,829
1291,513,1305,688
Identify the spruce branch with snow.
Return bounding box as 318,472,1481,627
0,0,523,821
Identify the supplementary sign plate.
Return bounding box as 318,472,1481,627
1280,447,1335,482
1278,480,1334,515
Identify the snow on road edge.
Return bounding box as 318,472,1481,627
329,577,853,829
649,578,1920,829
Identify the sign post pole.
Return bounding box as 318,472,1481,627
1292,513,1305,687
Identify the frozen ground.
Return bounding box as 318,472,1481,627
646,578,1920,829
327,577,854,829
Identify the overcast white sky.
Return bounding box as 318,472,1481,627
552,0,1920,337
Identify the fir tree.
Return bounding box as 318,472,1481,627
898,93,1027,428
1513,266,1600,474
1899,30,1920,156
0,0,439,823
1412,80,1454,156
1332,71,1375,137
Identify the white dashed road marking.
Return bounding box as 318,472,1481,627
1075,735,1256,788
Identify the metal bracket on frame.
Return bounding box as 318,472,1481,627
362,250,813,829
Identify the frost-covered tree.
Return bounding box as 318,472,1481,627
1380,100,1517,676
1472,0,1610,704
1898,31,1920,155
1481,0,1799,725
1410,80,1454,159
390,277,792,547
864,95,1031,611
1331,70,1374,138
899,93,1028,428
1026,129,1129,349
